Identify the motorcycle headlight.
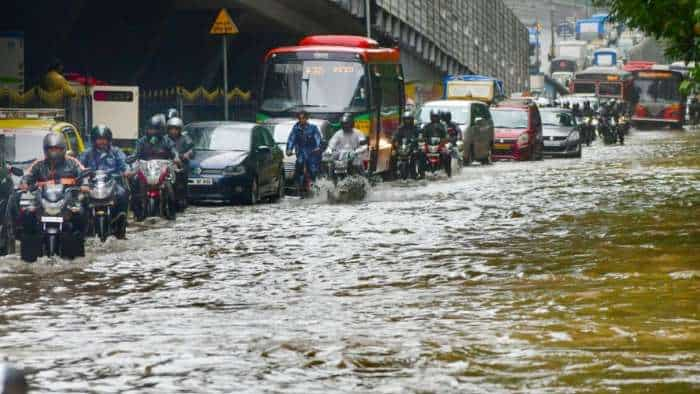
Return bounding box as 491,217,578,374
610,118,617,126
592,119,599,126
223,165,246,176
517,133,529,145
42,199,64,216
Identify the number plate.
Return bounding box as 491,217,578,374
494,143,512,150
188,178,214,186
41,216,63,223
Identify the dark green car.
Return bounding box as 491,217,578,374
185,122,285,205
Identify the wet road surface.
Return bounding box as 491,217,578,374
1,129,698,393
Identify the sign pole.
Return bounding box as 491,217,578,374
223,35,229,121
210,8,238,121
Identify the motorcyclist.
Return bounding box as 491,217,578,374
131,115,180,219
133,115,179,161
166,117,194,211
20,133,90,253
326,113,367,176
79,125,129,238
442,111,462,143
286,110,323,195
392,111,422,176
421,110,448,143
689,96,700,125
572,103,582,118
582,101,594,117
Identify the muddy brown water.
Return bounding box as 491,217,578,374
1,129,698,393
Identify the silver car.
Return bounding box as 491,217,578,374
540,108,582,158
270,118,332,190
417,100,495,164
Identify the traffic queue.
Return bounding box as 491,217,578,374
0,34,684,264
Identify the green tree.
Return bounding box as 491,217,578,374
595,0,700,93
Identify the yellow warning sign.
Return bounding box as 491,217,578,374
210,9,239,35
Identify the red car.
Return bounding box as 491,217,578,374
491,102,544,161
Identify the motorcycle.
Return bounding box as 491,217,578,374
17,172,90,262
579,116,596,146
321,142,368,203
394,138,421,181
598,116,619,145
423,136,451,177
618,115,631,135
132,159,177,221
88,170,126,242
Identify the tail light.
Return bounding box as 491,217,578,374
663,104,683,120
635,104,649,118
147,190,160,198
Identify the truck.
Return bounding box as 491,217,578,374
443,75,506,105
0,32,24,91
88,85,140,146
556,41,588,71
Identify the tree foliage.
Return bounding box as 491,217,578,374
595,0,700,93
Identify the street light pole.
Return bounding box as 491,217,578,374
365,0,371,38
223,35,229,121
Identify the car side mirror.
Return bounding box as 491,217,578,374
359,139,368,146
473,117,484,126
257,145,271,154
10,167,23,177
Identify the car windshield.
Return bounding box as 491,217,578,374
541,111,575,127
261,60,367,114
491,110,529,129
417,106,470,124
186,125,251,151
1,132,47,164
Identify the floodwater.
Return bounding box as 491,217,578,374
1,129,698,393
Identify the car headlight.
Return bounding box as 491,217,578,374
223,165,246,176
568,131,580,141
517,133,529,145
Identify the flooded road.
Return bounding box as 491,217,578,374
1,129,698,393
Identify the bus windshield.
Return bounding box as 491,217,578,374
261,60,368,114
634,77,682,104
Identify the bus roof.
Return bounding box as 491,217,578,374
576,66,630,77
265,35,400,63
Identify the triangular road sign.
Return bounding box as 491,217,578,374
210,9,239,35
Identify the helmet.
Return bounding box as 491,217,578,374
147,114,166,137
167,108,179,120
429,109,440,122
43,132,67,162
91,124,113,143
340,113,353,132
167,117,184,130
402,110,414,125
0,364,28,394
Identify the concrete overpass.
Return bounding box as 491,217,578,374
2,0,528,96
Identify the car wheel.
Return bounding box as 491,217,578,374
574,143,582,158
463,145,473,166
480,144,493,165
271,170,284,203
243,177,259,205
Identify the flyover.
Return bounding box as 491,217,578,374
1,0,528,101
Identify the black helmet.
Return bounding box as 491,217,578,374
429,109,440,122
0,364,28,394
43,132,67,162
443,111,452,122
167,108,179,120
147,114,166,137
402,110,414,125
340,113,353,131
91,124,113,143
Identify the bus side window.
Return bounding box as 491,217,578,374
379,64,401,136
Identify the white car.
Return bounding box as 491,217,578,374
417,100,495,164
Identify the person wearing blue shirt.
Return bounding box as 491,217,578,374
286,110,323,195
79,124,129,238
